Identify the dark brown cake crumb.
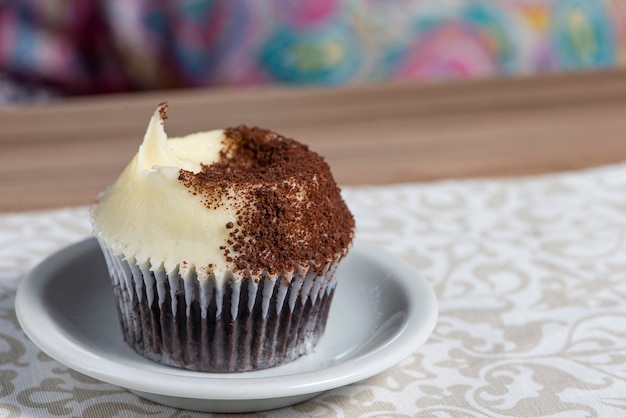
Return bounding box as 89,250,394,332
158,102,168,120
177,126,354,276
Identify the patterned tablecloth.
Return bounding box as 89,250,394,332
3,163,626,417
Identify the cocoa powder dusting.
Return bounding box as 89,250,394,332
177,126,354,276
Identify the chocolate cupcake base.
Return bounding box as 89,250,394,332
100,247,338,372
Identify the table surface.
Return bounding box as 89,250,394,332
5,71,626,417
3,69,626,212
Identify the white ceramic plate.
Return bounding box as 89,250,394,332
16,238,438,413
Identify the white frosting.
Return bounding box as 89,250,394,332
92,106,238,277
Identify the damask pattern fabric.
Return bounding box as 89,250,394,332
1,0,626,103
3,162,626,416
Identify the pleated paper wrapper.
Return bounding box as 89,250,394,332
99,244,339,372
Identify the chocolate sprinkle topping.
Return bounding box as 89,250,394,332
177,126,354,276
158,102,168,120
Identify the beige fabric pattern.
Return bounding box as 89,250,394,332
3,163,626,416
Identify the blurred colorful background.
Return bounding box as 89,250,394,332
1,0,624,105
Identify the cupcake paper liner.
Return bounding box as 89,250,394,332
99,244,339,372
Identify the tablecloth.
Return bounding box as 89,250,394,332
3,163,626,417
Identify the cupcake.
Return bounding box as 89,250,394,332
91,103,354,372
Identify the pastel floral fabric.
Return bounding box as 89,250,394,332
4,162,626,416
1,0,625,103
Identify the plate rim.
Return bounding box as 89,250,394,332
16,237,438,401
